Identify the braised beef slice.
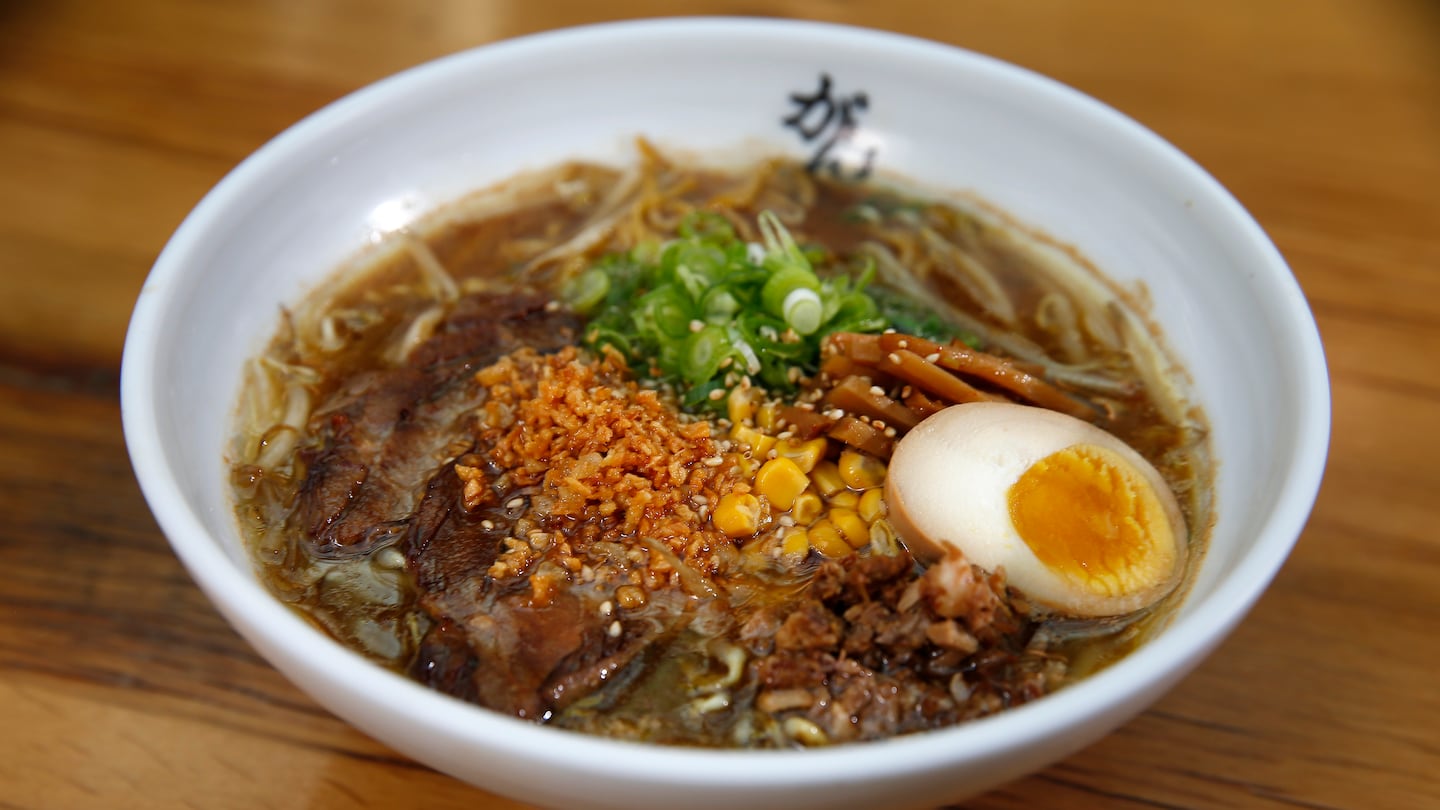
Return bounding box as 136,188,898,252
293,367,427,547
404,456,505,592
541,607,678,713
406,292,568,369
291,292,578,555
409,618,480,703
450,590,590,720
405,459,687,719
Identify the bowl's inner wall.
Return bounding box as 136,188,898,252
148,25,1302,625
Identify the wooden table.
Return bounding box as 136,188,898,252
3,1,1436,807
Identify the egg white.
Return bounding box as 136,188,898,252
885,402,1187,617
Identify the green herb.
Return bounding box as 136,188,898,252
567,211,888,413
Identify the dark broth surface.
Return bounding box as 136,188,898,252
231,154,1209,747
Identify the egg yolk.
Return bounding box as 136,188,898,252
1007,444,1176,597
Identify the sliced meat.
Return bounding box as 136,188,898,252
405,456,508,593
416,584,687,720
452,590,590,720
405,456,688,719
542,591,690,712
290,291,579,556
407,292,574,370
292,367,428,548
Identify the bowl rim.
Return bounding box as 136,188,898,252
121,14,1331,790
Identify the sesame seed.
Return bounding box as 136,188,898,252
798,402,815,411
506,496,525,510
703,456,724,467
719,356,733,368
600,600,614,616
883,328,897,334
886,352,901,364
689,319,705,333
480,519,495,530
778,515,796,527
708,388,726,401
897,339,909,349
608,620,623,638
544,300,561,312
871,418,886,429
883,427,897,438
901,386,913,398
868,385,885,397
925,352,940,363
776,430,794,440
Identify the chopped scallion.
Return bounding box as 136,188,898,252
576,210,890,413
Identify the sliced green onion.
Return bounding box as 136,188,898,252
635,286,695,338
702,288,740,321
761,266,819,322
564,268,610,315
682,325,729,384
782,287,823,335
727,324,763,375
576,209,896,413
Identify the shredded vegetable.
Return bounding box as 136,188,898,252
568,211,887,412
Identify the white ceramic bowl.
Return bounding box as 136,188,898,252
121,18,1330,810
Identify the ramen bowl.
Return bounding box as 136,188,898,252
121,18,1329,810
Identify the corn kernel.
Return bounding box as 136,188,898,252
775,437,828,473
807,519,852,557
858,488,887,523
713,492,762,538
838,449,887,490
810,461,845,497
730,423,777,458
791,491,824,525
756,401,781,432
781,527,811,557
727,387,757,425
869,518,901,556
827,489,859,509
830,507,870,548
755,457,809,510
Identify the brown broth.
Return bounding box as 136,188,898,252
230,157,1210,747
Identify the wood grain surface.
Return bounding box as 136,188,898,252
2,1,1436,808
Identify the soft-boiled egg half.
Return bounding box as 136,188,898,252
885,402,1187,618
